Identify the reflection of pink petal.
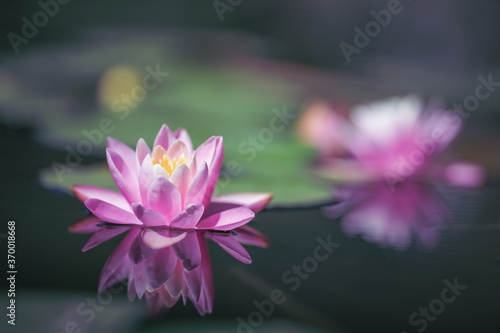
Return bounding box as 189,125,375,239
68,214,101,234
442,161,485,187
233,225,270,248
332,181,448,250
207,231,252,264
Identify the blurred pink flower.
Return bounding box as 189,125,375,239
70,124,272,315
297,96,485,188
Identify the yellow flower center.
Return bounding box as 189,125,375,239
152,153,188,176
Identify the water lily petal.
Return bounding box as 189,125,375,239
136,138,151,167
85,198,142,225
138,155,156,207
147,176,182,222
174,127,193,152
207,192,273,215
72,185,131,212
169,163,191,206
153,124,175,150
185,162,208,207
131,203,168,227
169,204,204,230
195,136,223,208
107,137,138,174
107,149,141,204
167,139,191,161
196,206,254,231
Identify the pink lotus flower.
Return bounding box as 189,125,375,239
297,96,485,188
70,124,272,314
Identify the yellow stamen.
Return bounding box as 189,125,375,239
152,153,187,176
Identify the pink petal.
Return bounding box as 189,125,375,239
136,138,151,167
151,145,168,164
173,231,201,271
143,246,177,290
72,185,131,212
188,152,198,178
185,162,208,207
85,198,142,225
82,225,130,252
206,231,252,263
148,177,182,222
169,204,204,230
131,203,168,227
169,163,191,206
68,215,101,234
210,192,273,213
196,206,254,231
107,137,138,174
107,149,141,204
233,225,270,248
167,140,192,161
98,227,140,292
174,127,193,152
153,124,175,150
138,155,156,206
141,228,187,249
195,136,223,208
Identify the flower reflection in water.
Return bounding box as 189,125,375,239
324,181,449,250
